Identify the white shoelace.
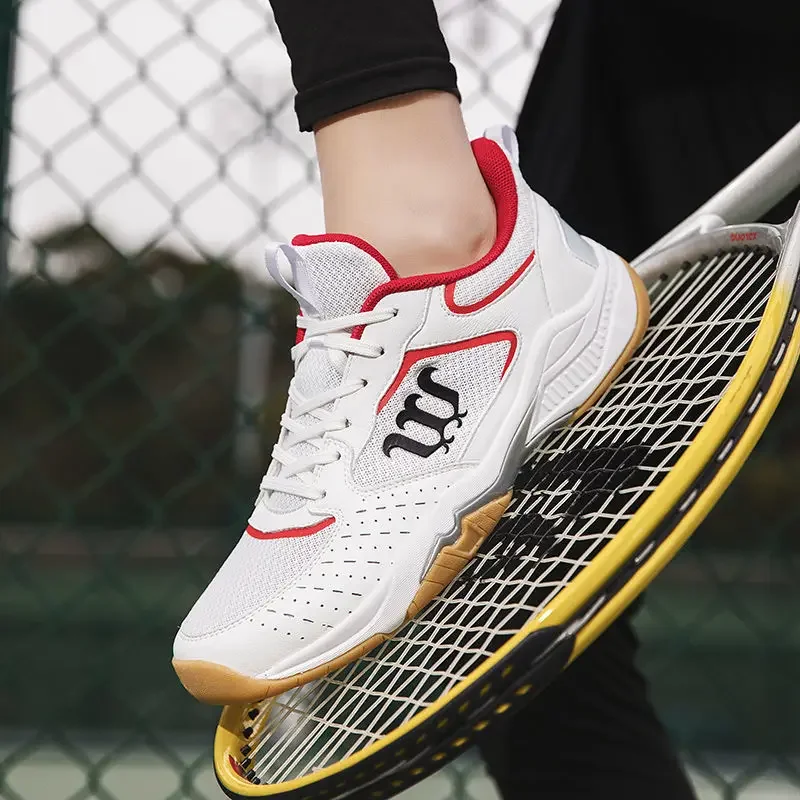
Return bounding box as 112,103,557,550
261,244,396,502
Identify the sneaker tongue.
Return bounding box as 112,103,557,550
265,236,394,514
290,235,395,320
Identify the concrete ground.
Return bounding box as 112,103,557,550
2,741,799,800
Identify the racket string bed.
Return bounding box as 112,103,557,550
236,246,777,785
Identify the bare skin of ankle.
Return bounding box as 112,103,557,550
314,91,497,277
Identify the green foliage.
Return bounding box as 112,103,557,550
0,224,295,528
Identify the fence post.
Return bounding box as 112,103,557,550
0,0,17,292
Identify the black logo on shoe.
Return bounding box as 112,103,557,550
382,367,467,458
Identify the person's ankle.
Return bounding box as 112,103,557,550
378,206,496,277
326,190,497,277
314,90,498,277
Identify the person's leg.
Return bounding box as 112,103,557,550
271,0,495,276
516,0,800,261
480,608,696,800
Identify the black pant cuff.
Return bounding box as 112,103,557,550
295,57,460,131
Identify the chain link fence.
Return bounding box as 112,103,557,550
1,1,799,798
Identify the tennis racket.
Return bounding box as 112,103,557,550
214,121,800,800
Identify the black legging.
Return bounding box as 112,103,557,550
264,0,800,796
269,0,799,137
270,0,458,132
479,602,695,799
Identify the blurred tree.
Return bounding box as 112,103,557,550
0,223,296,527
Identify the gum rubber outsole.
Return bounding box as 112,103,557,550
172,262,651,706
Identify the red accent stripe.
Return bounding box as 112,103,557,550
377,331,517,414
444,249,535,313
247,517,335,540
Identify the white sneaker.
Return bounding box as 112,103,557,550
172,126,649,704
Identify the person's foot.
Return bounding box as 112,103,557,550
172,127,650,704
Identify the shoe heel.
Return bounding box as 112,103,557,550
525,260,650,448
